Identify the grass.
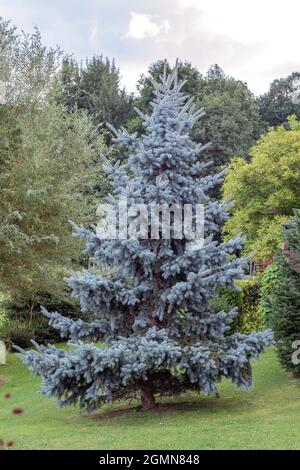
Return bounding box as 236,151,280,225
0,348,300,450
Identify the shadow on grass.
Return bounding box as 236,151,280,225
88,395,250,421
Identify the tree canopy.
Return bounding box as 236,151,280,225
259,72,300,127
0,19,107,306
222,115,300,259
58,55,133,140
129,61,262,171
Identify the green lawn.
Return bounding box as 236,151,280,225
0,348,300,450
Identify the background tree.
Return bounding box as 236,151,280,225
195,65,262,168
0,17,16,82
18,67,272,412
58,55,134,141
259,72,300,127
0,20,107,325
260,211,300,375
1,22,61,108
131,59,202,117
222,116,300,259
130,61,262,171
0,101,105,304
56,56,81,109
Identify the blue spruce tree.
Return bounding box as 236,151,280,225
16,65,273,411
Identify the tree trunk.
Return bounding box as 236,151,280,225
28,299,35,327
140,385,156,410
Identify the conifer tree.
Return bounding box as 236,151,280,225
264,211,300,374
17,66,273,411
131,61,262,172
58,55,133,140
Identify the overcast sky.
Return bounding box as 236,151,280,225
1,0,299,95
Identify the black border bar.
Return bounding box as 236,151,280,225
1,450,300,466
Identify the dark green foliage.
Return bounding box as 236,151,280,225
1,320,33,350
259,72,300,127
58,56,134,141
0,293,82,348
133,59,202,117
130,61,262,171
2,317,62,349
195,65,262,168
258,263,281,325
261,212,300,375
212,277,264,334
0,104,21,169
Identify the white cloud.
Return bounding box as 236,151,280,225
2,0,300,96
177,0,300,92
89,23,99,47
125,12,170,40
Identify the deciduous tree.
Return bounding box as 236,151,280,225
223,116,300,259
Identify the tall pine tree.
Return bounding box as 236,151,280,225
58,55,133,140
17,65,273,411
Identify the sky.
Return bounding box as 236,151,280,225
1,0,300,96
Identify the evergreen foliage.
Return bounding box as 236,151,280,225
17,66,273,411
259,72,300,127
261,212,300,375
130,61,262,171
212,277,263,334
58,55,133,141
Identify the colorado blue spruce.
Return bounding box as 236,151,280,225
16,64,273,411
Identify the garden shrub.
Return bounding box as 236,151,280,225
0,319,34,350
212,276,264,334
258,263,281,326
0,292,82,348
